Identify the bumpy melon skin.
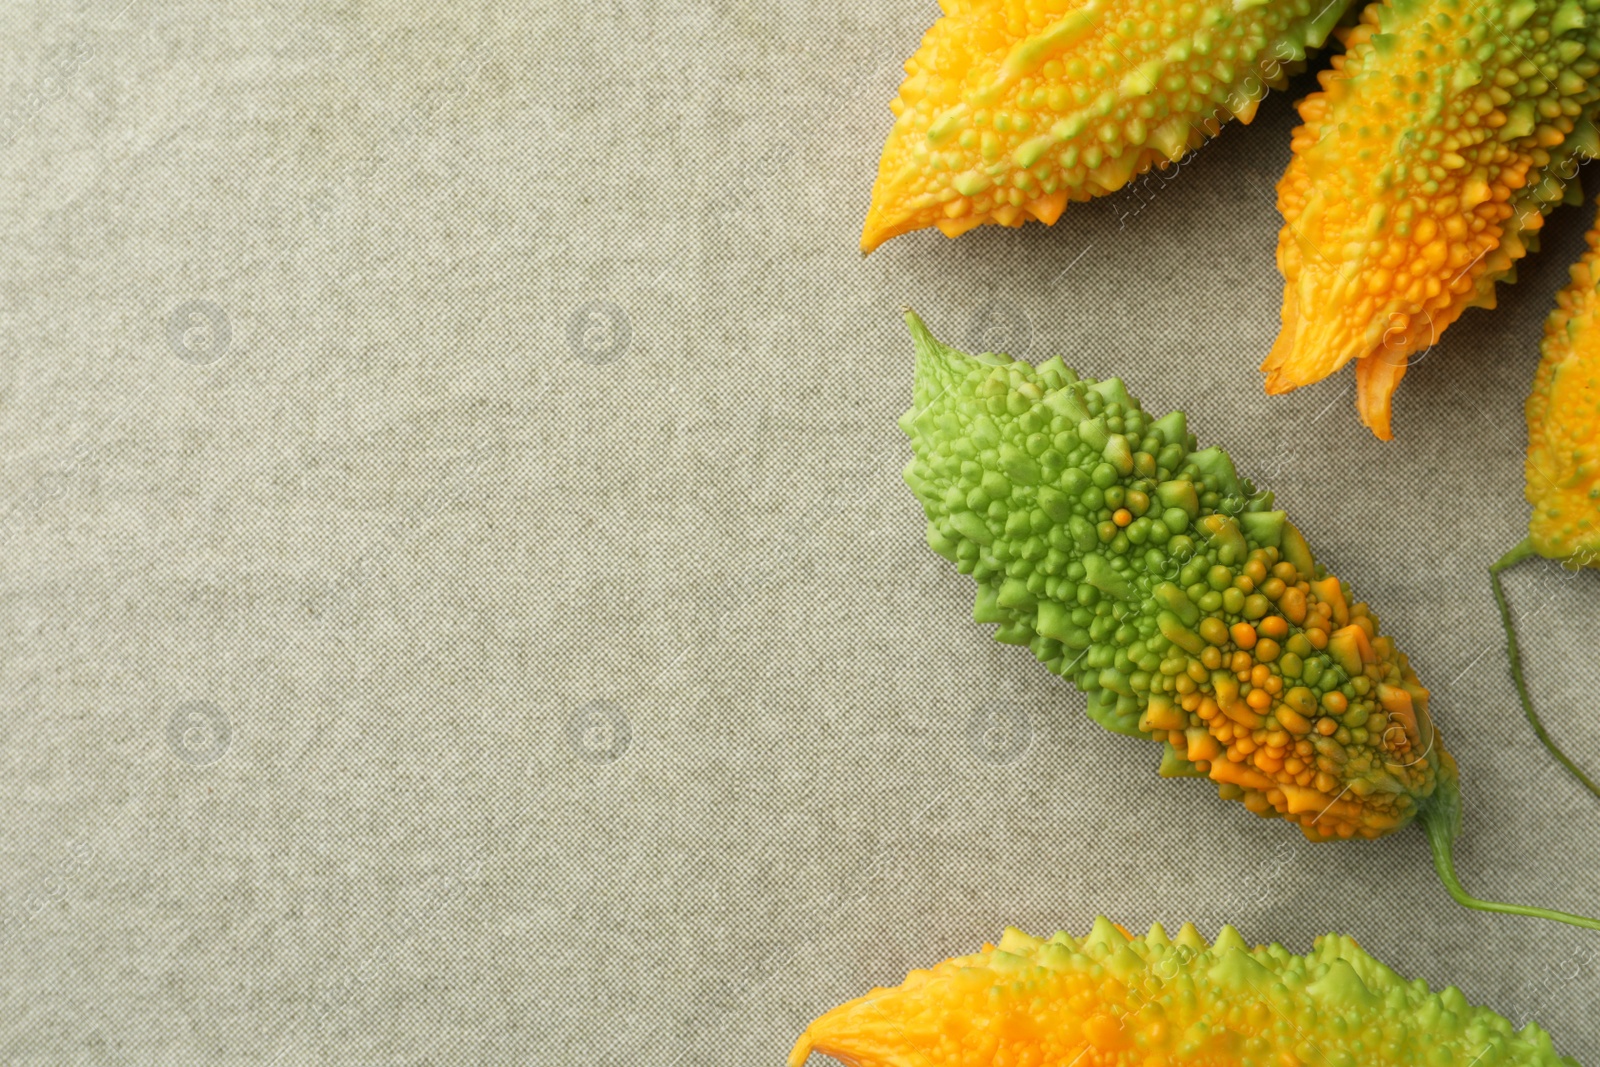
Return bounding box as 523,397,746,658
1527,209,1600,563
1267,0,1600,440
860,0,1355,253
790,920,1580,1067
900,311,1445,841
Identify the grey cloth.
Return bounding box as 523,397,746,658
1,2,1597,1065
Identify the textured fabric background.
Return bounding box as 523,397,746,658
1,1,1597,1064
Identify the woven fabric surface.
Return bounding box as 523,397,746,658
1,1,1597,1065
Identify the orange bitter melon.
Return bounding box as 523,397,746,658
791,920,1581,1067
860,0,1355,253
1492,202,1600,800
1524,205,1600,564
1266,0,1600,439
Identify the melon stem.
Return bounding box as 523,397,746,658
1490,538,1600,801
1419,767,1600,930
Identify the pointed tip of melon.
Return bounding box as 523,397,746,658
903,305,933,347
861,185,941,253
860,212,904,254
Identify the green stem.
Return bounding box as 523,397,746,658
1490,539,1600,801
1419,765,1600,931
